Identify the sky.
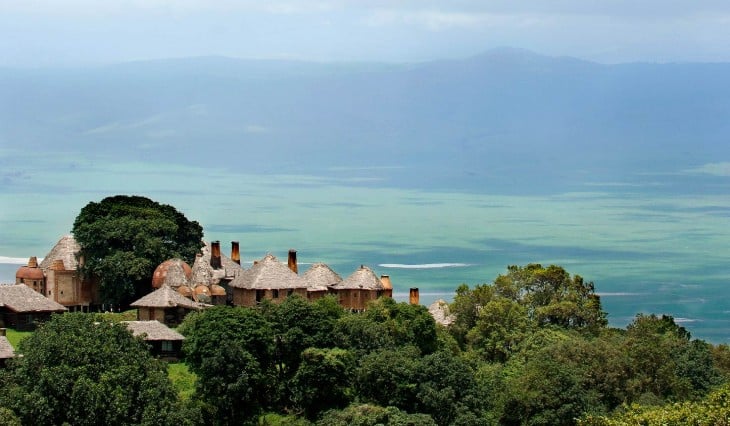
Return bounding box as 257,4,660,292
1,0,730,67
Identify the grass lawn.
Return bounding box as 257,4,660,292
95,309,139,322
5,329,32,348
168,362,197,401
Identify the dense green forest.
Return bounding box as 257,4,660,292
2,264,730,425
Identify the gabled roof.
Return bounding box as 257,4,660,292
229,254,307,290
123,320,185,341
302,263,342,292
39,235,80,271
130,285,201,310
191,242,243,285
330,265,385,290
0,336,15,359
0,284,67,313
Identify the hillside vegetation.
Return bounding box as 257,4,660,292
1,264,728,425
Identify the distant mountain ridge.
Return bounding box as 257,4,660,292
1,48,728,194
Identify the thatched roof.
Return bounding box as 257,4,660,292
152,259,192,288
0,335,15,359
229,254,307,290
191,242,243,286
39,235,80,271
428,299,456,326
0,284,67,313
302,263,342,292
130,285,201,310
123,320,185,341
330,265,385,290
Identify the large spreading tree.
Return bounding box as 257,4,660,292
72,195,203,305
0,313,187,426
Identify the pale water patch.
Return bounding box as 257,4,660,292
2,159,730,341
379,263,471,269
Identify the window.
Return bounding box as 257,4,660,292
256,290,265,302
272,289,279,299
287,289,293,297
161,341,173,353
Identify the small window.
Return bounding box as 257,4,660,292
287,289,293,297
161,341,173,352
272,289,280,299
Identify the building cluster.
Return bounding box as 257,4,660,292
4,236,420,330
135,240,400,326
0,236,457,361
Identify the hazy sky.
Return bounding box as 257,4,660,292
2,0,730,66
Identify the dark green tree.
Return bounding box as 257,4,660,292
0,313,184,426
500,351,591,426
291,348,354,419
415,351,486,426
269,295,343,381
466,297,531,362
362,297,439,355
355,346,422,410
179,306,276,423
624,314,721,401
72,195,203,305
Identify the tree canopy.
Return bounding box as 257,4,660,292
0,313,186,426
72,195,203,305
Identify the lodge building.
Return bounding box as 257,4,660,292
14,237,410,327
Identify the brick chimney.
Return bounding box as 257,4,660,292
52,260,65,271
409,288,420,305
231,241,241,265
380,275,393,297
210,241,222,269
28,256,38,268
288,249,298,274
380,275,392,290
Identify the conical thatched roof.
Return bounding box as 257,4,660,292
229,254,307,290
302,263,342,292
130,285,201,310
123,320,185,341
152,259,192,288
428,299,456,326
39,235,80,271
0,335,15,359
191,242,243,286
0,284,67,313
330,265,385,290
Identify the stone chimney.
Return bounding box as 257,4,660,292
409,288,420,305
288,249,298,274
27,256,38,268
231,241,241,265
51,260,65,271
210,241,222,269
